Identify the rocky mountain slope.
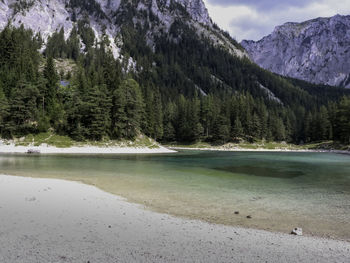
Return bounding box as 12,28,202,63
1,1,350,145
241,14,350,88
0,0,246,59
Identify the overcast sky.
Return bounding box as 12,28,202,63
203,0,350,41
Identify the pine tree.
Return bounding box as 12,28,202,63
9,81,39,135
334,97,350,143
212,114,230,144
304,112,313,143
201,94,215,139
187,94,203,142
84,85,111,140
273,118,286,141
0,86,10,137
43,57,58,115
112,79,144,139
232,116,243,138
163,102,176,142
252,113,261,139
318,106,331,140
153,87,163,140
143,87,155,137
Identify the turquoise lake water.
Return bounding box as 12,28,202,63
0,151,349,239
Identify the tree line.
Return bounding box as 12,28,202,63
0,24,349,145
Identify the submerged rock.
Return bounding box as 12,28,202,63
291,227,303,236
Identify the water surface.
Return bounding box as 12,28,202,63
0,151,349,240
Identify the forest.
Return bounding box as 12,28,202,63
0,22,349,145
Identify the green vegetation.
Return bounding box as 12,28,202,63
15,132,74,148
0,19,350,149
13,131,159,149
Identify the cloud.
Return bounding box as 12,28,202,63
203,0,350,41
207,0,314,10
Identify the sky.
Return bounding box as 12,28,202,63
203,0,350,41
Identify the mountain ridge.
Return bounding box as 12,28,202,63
241,14,350,88
0,0,246,60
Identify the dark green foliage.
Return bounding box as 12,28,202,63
232,117,243,138
0,24,41,96
68,0,108,20
43,57,58,112
45,28,67,58
83,85,112,140
77,20,95,51
212,114,230,143
0,86,10,137
9,81,39,136
334,97,350,143
112,79,144,139
1,23,350,145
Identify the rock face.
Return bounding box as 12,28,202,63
0,0,245,59
241,15,350,88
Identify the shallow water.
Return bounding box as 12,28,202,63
0,151,349,239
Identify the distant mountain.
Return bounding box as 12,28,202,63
241,14,350,88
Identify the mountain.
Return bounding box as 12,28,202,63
241,14,350,89
0,0,349,144
0,0,245,58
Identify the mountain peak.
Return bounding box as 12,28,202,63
0,0,245,60
242,14,350,88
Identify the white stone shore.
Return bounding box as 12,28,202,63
0,174,349,263
0,143,176,154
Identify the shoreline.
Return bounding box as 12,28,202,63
0,139,348,155
169,146,350,154
169,146,312,152
0,174,349,262
0,143,176,154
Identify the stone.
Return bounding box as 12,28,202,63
27,149,40,154
291,227,303,236
234,211,239,215
246,215,252,219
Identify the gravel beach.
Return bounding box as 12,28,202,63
0,174,349,263
0,143,175,154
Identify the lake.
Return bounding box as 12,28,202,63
0,150,349,240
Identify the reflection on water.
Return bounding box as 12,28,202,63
216,165,305,178
0,151,349,240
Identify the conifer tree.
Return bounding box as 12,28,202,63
84,85,111,140
0,86,10,137
113,79,144,139
334,97,350,143
232,116,243,138
43,57,58,115
9,81,39,135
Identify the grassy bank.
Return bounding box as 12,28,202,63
5,132,160,149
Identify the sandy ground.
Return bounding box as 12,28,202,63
0,143,176,154
0,175,349,263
